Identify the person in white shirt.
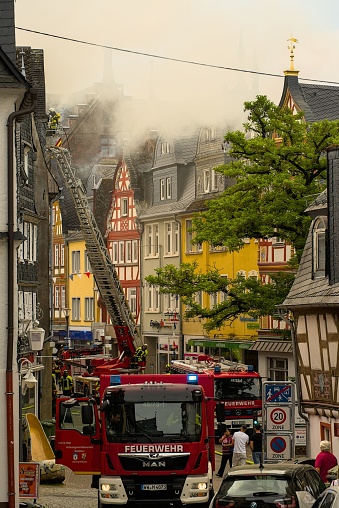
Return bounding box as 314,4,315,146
232,425,249,466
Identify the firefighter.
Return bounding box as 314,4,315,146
48,108,60,130
165,364,171,374
134,343,148,373
53,361,61,388
60,369,73,396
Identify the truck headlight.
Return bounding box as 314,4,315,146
191,482,207,490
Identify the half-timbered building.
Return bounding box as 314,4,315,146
280,146,339,458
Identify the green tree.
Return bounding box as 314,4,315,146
145,262,295,332
194,95,339,259
146,96,339,330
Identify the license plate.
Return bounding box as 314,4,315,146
141,484,167,491
232,421,246,427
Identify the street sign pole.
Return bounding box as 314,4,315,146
262,381,295,463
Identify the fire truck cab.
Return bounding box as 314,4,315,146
55,373,221,507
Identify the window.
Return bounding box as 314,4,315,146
128,288,137,315
72,298,81,320
61,286,66,310
268,357,288,381
313,218,327,277
101,137,116,158
126,241,132,263
195,291,203,306
160,179,165,200
161,141,170,154
54,244,59,267
186,220,202,253
146,286,160,311
219,274,228,303
211,169,218,191
132,240,138,263
166,177,172,199
84,251,91,272
20,222,38,262
203,170,210,193
60,244,65,267
210,293,217,308
145,224,159,258
119,242,124,264
164,293,178,312
111,242,118,264
164,221,179,256
71,250,80,273
121,198,128,217
23,145,29,183
54,286,60,309
85,298,94,321
160,177,172,200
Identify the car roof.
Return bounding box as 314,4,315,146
226,464,316,477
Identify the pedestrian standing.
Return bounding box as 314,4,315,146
315,440,338,483
216,428,233,477
250,425,263,464
232,425,249,466
60,369,73,396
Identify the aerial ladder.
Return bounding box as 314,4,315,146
49,147,142,373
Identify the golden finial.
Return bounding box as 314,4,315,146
287,36,298,71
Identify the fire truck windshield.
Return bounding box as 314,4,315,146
214,376,260,401
105,401,202,443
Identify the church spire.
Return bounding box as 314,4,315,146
284,36,299,76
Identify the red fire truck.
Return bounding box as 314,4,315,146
170,356,262,433
55,373,223,507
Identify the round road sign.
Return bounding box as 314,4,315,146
270,408,287,425
270,436,287,454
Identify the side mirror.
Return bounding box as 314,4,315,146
215,403,225,422
82,404,94,425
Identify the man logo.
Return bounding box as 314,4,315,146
250,502,257,508
142,461,166,468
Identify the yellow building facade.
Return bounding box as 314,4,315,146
181,213,259,362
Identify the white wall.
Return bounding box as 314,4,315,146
0,90,26,507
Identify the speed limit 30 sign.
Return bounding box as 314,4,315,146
266,407,291,431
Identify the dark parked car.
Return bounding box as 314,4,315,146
311,485,339,508
210,464,326,508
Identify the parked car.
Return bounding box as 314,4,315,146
209,464,326,508
311,485,339,508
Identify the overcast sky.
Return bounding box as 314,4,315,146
14,0,339,134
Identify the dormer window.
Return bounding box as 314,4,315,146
161,141,170,154
313,217,327,278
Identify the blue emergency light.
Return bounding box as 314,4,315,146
247,365,254,372
187,374,199,384
109,375,121,385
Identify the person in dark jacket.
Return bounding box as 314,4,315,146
250,425,263,464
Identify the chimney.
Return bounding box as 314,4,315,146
327,145,339,284
0,0,16,64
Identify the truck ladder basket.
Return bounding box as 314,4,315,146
49,147,142,348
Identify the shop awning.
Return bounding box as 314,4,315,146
187,339,255,350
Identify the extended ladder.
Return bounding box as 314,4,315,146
49,147,142,349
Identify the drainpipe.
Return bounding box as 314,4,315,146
278,308,310,458
173,214,183,358
7,90,38,508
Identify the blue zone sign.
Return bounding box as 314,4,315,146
265,384,292,404
266,435,291,460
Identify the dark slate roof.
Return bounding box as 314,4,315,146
279,73,339,123
305,189,327,219
151,130,199,171
0,0,16,64
280,191,339,309
139,165,196,220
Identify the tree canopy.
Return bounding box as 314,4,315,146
145,95,339,330
194,95,339,259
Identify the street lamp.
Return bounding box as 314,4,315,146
62,307,71,349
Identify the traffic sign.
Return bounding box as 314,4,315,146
266,406,291,431
266,435,291,460
265,384,292,404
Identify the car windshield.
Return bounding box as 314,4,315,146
219,475,290,497
215,377,261,401
105,400,202,443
